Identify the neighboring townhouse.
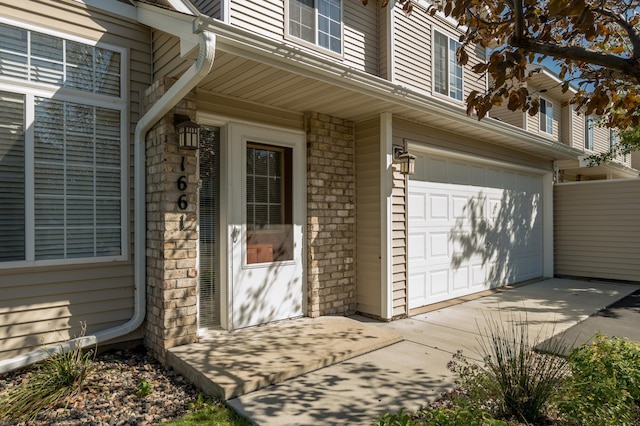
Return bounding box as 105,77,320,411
491,66,637,182
3,0,618,370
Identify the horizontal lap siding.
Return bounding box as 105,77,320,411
391,167,407,317
572,110,585,149
0,0,149,360
230,0,284,42
343,0,379,74
393,7,431,93
491,104,524,128
393,118,550,171
355,118,382,316
152,31,189,79
592,125,610,153
555,181,640,282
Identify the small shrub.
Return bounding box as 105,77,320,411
559,333,640,426
0,323,96,422
457,313,569,423
137,378,153,397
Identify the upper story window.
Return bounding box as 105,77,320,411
288,0,342,55
0,23,121,97
585,116,594,150
433,30,463,101
0,21,126,266
610,129,618,148
539,98,553,134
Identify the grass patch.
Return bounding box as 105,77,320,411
163,394,254,426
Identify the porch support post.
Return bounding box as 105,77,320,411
306,112,357,317
144,78,199,363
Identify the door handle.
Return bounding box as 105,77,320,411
232,226,239,243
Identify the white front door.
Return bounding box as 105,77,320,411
227,123,305,329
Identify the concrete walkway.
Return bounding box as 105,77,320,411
172,279,638,425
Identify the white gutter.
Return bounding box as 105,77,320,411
0,8,215,374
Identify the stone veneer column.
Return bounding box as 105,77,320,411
143,78,199,363
306,112,356,317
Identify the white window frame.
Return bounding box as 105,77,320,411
610,129,618,148
432,29,464,102
285,0,344,57
0,18,128,269
585,116,595,151
539,98,553,135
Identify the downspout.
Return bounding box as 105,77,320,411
0,20,216,374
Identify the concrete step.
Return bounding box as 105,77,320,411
166,316,403,400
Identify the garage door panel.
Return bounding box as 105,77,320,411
408,233,427,262
408,153,543,309
452,196,469,220
430,194,449,220
452,267,469,291
471,263,486,288
429,232,449,259
408,271,428,309
430,269,449,296
408,192,428,222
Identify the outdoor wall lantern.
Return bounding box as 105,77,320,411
393,145,416,175
175,114,200,149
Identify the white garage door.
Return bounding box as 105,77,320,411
408,153,543,309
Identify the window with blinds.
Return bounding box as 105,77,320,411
198,126,221,328
0,22,125,265
245,144,293,264
433,30,463,101
0,92,25,261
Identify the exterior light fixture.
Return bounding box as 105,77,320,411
393,144,416,175
175,114,200,149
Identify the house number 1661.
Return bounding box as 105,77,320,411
177,156,188,210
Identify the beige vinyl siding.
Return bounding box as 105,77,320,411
572,110,585,149
491,104,525,129
394,118,550,171
560,105,574,146
393,7,431,92
152,30,190,79
592,124,610,153
230,0,284,41
343,0,379,74
0,264,135,359
0,0,150,360
555,180,640,282
379,6,389,80
391,166,407,317
393,8,486,103
193,0,223,19
355,118,382,316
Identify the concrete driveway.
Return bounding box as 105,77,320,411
228,278,638,425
